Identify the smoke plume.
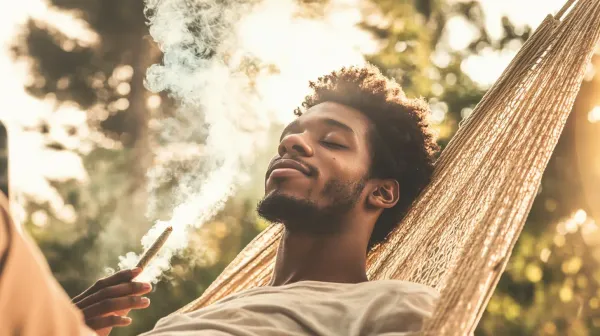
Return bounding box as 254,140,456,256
118,0,376,283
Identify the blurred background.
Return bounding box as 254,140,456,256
0,0,599,335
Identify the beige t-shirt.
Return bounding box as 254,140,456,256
142,279,439,336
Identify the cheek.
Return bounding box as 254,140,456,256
326,154,368,180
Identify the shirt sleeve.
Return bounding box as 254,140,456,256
0,192,96,336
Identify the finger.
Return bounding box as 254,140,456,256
113,308,132,317
85,315,132,330
73,268,142,302
82,296,150,319
75,282,152,309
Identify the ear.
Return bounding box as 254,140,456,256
367,179,399,210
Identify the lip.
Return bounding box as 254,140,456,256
266,158,311,178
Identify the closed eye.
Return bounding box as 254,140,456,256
320,141,347,149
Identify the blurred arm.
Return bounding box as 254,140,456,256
0,192,95,336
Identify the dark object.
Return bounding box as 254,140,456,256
0,122,7,199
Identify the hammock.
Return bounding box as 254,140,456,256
177,0,600,334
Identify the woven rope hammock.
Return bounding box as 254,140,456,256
177,0,600,334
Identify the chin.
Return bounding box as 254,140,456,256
257,189,320,226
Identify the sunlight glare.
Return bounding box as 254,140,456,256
236,0,377,124
589,106,600,123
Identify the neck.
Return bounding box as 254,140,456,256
268,224,370,286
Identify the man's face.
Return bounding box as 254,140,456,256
257,102,373,233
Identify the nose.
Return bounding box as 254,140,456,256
278,132,314,158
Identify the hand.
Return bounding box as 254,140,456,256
72,268,152,336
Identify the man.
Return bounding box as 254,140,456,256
75,64,441,335
1,65,440,335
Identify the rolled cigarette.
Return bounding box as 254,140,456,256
136,226,173,269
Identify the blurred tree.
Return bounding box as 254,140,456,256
362,0,488,145
13,0,160,150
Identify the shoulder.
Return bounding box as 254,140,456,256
357,280,439,334
364,279,439,297
365,280,440,313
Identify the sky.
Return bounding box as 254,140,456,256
0,0,575,222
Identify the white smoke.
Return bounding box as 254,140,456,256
118,0,377,283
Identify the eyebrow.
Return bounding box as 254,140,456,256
280,117,355,140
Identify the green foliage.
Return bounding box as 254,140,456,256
12,0,161,145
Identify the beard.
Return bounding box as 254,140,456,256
256,176,366,235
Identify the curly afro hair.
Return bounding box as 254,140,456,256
294,64,440,252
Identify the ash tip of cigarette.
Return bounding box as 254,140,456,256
166,226,173,231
